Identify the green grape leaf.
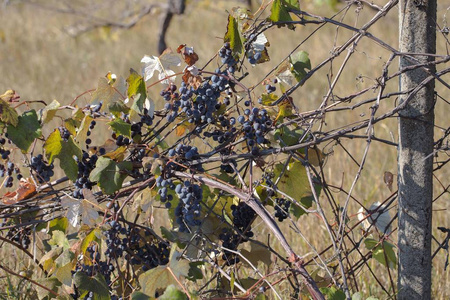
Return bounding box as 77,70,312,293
0,99,19,127
290,50,311,83
159,285,188,300
48,217,69,235
351,292,363,300
38,99,60,124
241,242,272,266
319,286,346,300
269,0,295,29
39,247,63,272
127,69,147,107
7,110,42,153
285,0,301,9
108,100,130,118
260,93,279,106
73,272,110,300
364,238,397,268
91,76,126,110
48,230,70,250
273,160,318,218
187,262,204,281
81,228,102,255
139,248,190,297
55,261,74,287
35,277,62,300
131,291,151,300
44,129,82,181
224,15,244,58
64,108,84,136
273,126,305,146
89,157,133,194
108,118,131,137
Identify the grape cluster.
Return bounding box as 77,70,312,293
30,154,54,183
174,181,203,232
161,84,180,122
59,126,71,141
84,120,97,146
218,42,237,66
140,108,153,126
89,101,103,115
125,227,170,271
0,139,11,159
238,107,272,155
168,144,199,160
6,226,31,249
115,134,132,146
274,198,291,222
0,161,20,187
73,152,98,199
155,176,174,208
105,220,127,259
218,229,241,265
231,202,256,238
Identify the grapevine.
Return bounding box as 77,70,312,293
0,1,449,299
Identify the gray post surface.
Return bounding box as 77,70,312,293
398,0,436,299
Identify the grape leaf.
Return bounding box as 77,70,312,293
285,0,301,9
65,108,84,136
127,68,147,101
48,217,69,235
141,49,181,84
241,243,272,266
60,193,100,227
35,277,62,300
38,99,60,124
73,272,110,300
127,68,154,120
139,248,190,297
40,247,63,273
131,291,151,300
89,157,133,194
0,98,19,127
273,161,318,218
290,51,311,83
269,0,295,29
364,238,397,268
44,129,82,181
159,285,188,300
319,286,346,300
108,100,130,118
48,230,70,250
273,126,305,146
224,15,244,58
75,114,94,148
7,110,42,153
91,76,126,109
108,118,131,137
81,228,101,255
55,261,74,287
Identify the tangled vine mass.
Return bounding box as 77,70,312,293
0,0,449,299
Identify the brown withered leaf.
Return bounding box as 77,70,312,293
177,44,199,66
384,171,394,192
175,121,195,137
182,68,202,89
2,178,37,205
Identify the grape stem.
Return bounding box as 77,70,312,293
174,171,324,300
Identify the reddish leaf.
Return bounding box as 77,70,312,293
2,178,37,205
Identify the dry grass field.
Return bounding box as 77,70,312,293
0,0,448,298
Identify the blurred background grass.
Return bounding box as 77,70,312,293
0,0,448,298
